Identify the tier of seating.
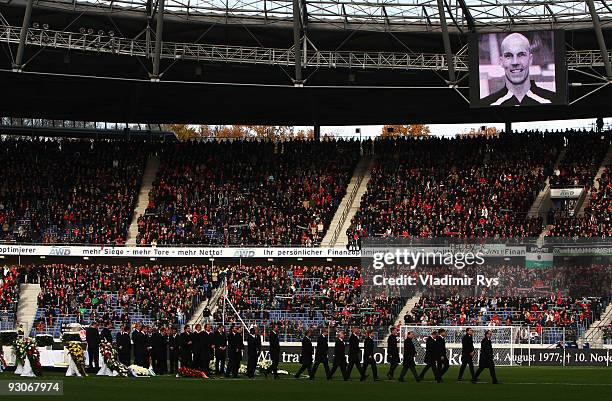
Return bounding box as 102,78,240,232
0,138,148,244
349,133,556,241
136,140,360,246
548,167,611,238
0,266,19,330
26,263,212,337
406,295,609,343
215,264,402,341
549,131,610,188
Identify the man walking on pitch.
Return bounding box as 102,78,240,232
398,331,420,382
387,327,400,379
328,331,347,380
310,328,330,380
246,326,261,378
472,330,498,384
361,329,378,381
437,329,449,380
265,324,280,379
458,328,475,381
346,327,364,380
295,329,313,378
419,330,440,382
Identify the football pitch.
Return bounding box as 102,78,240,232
3,364,612,401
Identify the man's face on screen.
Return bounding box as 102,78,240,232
500,34,532,86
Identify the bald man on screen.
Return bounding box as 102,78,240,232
482,33,555,106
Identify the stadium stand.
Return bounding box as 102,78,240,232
347,132,558,242
214,263,402,341
0,138,149,244
135,140,360,246
0,266,19,330
548,167,611,238
25,263,212,337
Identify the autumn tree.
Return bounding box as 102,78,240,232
381,124,431,138
164,124,198,140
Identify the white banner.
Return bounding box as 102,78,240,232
0,245,527,259
550,188,583,198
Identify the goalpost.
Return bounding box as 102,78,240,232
399,325,516,366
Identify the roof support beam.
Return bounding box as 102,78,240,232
293,0,303,85
436,0,455,83
586,0,612,79
382,6,390,29
151,0,165,81
456,0,475,32
12,0,34,72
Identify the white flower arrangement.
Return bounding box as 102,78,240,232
128,365,156,378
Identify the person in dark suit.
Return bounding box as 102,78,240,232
472,330,498,384
294,329,313,378
361,329,378,381
86,322,101,369
178,325,193,368
246,326,261,378
310,328,330,380
151,327,168,375
100,321,113,344
398,331,420,382
418,330,440,382
214,324,227,375
226,325,243,378
192,324,203,370
265,324,280,379
437,329,449,380
458,328,475,381
346,327,363,380
144,325,153,368
201,324,213,376
387,327,400,379
328,331,347,380
168,327,179,374
116,325,131,366
132,322,146,367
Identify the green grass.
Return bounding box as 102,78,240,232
3,364,612,401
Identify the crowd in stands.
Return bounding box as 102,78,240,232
0,138,148,244
23,263,212,334
549,131,610,188
215,263,401,339
0,266,19,310
549,167,611,238
348,133,557,242
136,140,360,246
407,295,607,331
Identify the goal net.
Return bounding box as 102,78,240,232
399,325,515,366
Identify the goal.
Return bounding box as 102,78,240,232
399,325,516,366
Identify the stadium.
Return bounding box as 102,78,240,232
0,0,611,400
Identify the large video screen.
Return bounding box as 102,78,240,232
469,30,567,107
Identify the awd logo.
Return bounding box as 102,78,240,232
233,249,255,258
50,247,71,256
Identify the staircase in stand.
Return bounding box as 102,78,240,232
17,284,41,337
528,148,567,219
127,154,160,245
580,302,612,348
321,155,374,248
576,144,612,216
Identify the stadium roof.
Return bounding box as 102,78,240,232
0,0,611,125
5,0,612,32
